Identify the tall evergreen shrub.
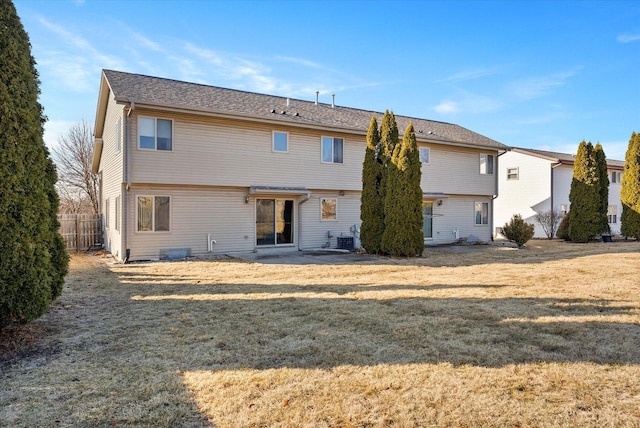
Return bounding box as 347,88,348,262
0,0,69,327
381,124,424,256
621,132,640,239
568,141,601,242
594,143,610,234
360,115,385,254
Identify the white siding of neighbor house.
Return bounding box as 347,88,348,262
552,165,573,217
607,170,623,235
495,151,553,238
98,93,124,259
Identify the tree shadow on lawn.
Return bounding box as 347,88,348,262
3,258,638,427
126,283,640,370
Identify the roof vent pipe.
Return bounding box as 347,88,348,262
315,91,319,106
286,97,290,107
332,94,335,108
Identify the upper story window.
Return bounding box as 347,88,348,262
480,154,494,175
321,198,337,221
115,118,121,152
419,147,430,164
611,171,622,183
507,167,519,180
137,195,171,232
273,131,288,152
139,117,172,151
322,136,343,164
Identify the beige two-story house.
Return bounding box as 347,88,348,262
91,70,507,261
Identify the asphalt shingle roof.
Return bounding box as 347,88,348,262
514,147,625,168
102,69,506,150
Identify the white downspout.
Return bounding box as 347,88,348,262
123,102,134,263
297,192,311,251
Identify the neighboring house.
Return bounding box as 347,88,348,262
91,70,507,262
494,147,625,238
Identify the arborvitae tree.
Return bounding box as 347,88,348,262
621,132,640,239
568,141,601,242
594,143,610,234
379,110,399,203
381,123,424,256
0,0,69,327
360,115,385,253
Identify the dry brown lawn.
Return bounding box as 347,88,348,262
1,240,639,427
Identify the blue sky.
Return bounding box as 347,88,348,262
14,0,640,160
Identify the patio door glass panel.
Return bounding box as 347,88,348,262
256,199,294,246
422,202,433,239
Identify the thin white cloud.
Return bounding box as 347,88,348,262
433,91,502,115
516,111,568,126
131,32,164,53
508,69,580,101
275,56,322,69
36,17,123,90
617,33,640,43
434,101,459,114
437,66,505,83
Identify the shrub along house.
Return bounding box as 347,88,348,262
91,70,507,261
494,147,625,238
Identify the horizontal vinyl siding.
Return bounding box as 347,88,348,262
421,145,498,196
299,193,361,250
428,196,493,244
129,111,363,191
99,94,124,258
126,188,256,261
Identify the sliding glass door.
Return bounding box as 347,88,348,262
256,199,294,246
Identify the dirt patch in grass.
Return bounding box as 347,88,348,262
1,240,639,427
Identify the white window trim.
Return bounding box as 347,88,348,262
507,167,519,180
607,205,618,224
115,195,121,232
136,195,172,233
474,201,489,226
115,117,121,153
419,147,430,165
480,153,494,175
105,198,110,229
320,198,338,222
272,131,289,153
255,198,295,247
321,136,344,164
138,116,174,151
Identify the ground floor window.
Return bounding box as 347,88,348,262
608,205,617,224
422,202,433,239
137,196,170,232
256,199,294,245
475,202,489,225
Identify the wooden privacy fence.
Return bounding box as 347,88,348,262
57,214,103,252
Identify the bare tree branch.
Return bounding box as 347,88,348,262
535,209,563,239
52,120,99,214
